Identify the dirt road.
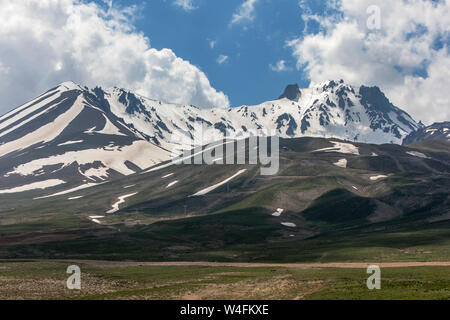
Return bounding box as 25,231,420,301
38,260,450,269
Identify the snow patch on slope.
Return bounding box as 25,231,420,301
370,175,388,181
406,151,429,159
6,140,170,177
191,169,247,196
314,141,360,155
271,208,284,217
68,196,84,200
106,193,138,214
34,182,104,199
281,222,296,227
333,158,348,168
83,166,109,180
89,215,105,224
0,91,62,133
0,97,69,139
96,114,127,136
166,181,179,188
0,95,85,158
0,179,65,194
58,140,83,146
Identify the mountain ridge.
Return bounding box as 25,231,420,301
403,121,450,145
0,80,423,193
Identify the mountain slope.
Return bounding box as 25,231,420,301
0,80,421,194
0,82,170,193
0,136,448,262
403,121,450,145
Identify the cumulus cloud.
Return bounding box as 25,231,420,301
216,55,229,65
173,0,197,11
269,60,292,72
289,0,450,124
230,0,260,26
0,0,229,114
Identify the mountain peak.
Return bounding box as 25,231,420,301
279,84,301,102
312,79,351,92
57,81,84,92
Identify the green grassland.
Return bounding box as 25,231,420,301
0,261,448,300
0,138,449,300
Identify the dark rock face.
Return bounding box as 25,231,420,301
301,115,311,134
279,84,301,102
276,113,298,136
214,122,228,136
403,122,450,145
359,85,416,139
359,86,393,114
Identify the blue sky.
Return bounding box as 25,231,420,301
0,0,449,123
111,0,310,106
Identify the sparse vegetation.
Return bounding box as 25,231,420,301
0,137,448,299
0,261,448,300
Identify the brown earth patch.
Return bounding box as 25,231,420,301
176,275,323,300
0,274,137,300
47,260,450,269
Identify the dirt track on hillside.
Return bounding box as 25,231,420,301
34,260,450,269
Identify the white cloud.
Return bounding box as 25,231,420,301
230,0,260,26
288,0,450,124
173,0,197,11
217,55,229,65
0,0,229,113
269,60,292,72
209,40,217,49
0,62,9,75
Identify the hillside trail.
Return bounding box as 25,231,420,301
20,260,450,269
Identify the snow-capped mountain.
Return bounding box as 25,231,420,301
0,79,421,194
0,82,170,194
103,79,420,148
403,121,450,145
